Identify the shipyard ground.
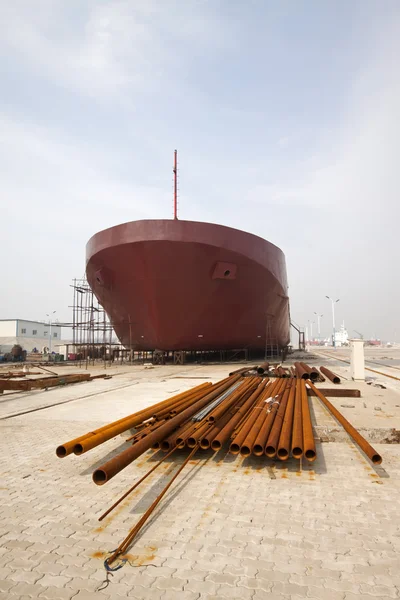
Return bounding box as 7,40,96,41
1,349,400,600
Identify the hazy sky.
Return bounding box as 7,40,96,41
1,1,399,341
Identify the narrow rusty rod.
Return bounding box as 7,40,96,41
277,378,296,460
98,445,178,521
107,445,199,564
307,381,381,464
291,379,303,458
301,379,316,461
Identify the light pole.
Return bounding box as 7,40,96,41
325,297,339,348
46,311,56,354
314,312,323,343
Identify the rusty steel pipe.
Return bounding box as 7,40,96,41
320,366,341,384
155,383,212,419
310,367,325,382
291,379,303,458
256,361,269,375
228,366,253,376
187,421,213,448
239,379,284,456
107,444,199,564
56,381,211,458
92,377,240,484
230,380,281,454
211,381,267,451
160,419,193,451
252,382,285,456
307,381,381,464
300,363,318,381
231,379,272,439
75,378,235,456
294,362,310,380
301,380,316,461
207,378,257,423
277,379,296,460
265,382,292,457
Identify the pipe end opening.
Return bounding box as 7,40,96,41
240,446,251,457
56,446,67,458
200,440,210,449
230,443,240,454
265,446,276,457
372,454,382,465
74,444,84,455
305,449,316,461
160,442,169,451
277,449,289,459
211,441,221,451
292,447,303,459
93,469,107,485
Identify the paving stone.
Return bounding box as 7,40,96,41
38,588,77,600
2,581,45,597
217,584,254,599
0,580,16,593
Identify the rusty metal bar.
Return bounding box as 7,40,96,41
265,381,292,457
320,366,341,384
98,444,178,521
277,378,296,460
239,379,284,456
294,362,309,380
300,363,318,381
256,362,269,375
74,381,225,455
56,381,212,457
92,377,240,484
301,379,316,461
310,367,325,382
307,388,360,398
307,381,382,464
107,444,199,565
211,381,267,451
291,379,303,459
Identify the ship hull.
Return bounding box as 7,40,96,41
86,220,290,351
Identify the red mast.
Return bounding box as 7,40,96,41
173,149,178,219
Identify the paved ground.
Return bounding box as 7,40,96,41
1,357,400,599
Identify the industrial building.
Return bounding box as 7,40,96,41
0,319,62,354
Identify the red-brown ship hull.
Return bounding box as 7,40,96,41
86,220,290,351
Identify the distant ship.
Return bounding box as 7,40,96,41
86,218,290,353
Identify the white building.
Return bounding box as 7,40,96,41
334,322,349,347
0,319,62,354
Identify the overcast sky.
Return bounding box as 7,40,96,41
1,1,399,342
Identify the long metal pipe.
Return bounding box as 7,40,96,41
307,381,381,464
257,361,269,375
301,379,316,461
239,379,284,456
56,382,210,457
207,378,256,423
92,377,240,484
320,366,341,384
75,379,230,455
252,383,284,456
211,381,266,451
230,380,280,454
98,444,178,521
294,362,309,380
265,381,292,457
107,444,199,565
291,379,303,458
277,378,296,460
300,363,318,381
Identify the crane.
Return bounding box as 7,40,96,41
353,330,364,339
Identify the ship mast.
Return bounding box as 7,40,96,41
173,149,178,219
